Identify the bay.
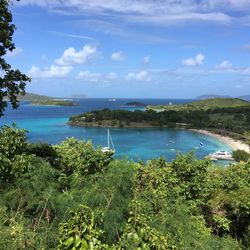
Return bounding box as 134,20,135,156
0,98,232,161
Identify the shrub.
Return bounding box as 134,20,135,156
232,150,250,162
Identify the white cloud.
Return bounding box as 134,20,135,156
216,60,233,70
111,51,125,61
29,65,73,78
108,72,117,80
128,12,231,26
55,45,97,66
48,31,97,42
143,56,150,65
182,53,205,66
17,0,247,25
126,71,151,81
77,70,101,82
6,47,23,57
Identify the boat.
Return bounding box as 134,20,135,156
209,150,233,160
102,129,115,153
108,98,116,102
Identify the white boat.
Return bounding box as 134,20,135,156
102,129,115,153
108,98,116,102
209,150,233,160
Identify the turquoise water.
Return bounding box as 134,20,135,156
0,99,232,161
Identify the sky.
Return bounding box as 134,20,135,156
6,0,250,98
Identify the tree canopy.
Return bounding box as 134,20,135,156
0,0,30,116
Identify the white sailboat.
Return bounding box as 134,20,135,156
102,129,115,153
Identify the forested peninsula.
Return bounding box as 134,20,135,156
69,98,250,144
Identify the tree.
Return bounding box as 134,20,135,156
232,150,250,162
0,0,30,116
0,125,35,183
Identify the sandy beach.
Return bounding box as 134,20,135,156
191,129,250,153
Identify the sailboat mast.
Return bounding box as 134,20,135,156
108,129,110,148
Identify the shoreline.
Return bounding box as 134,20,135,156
191,129,250,153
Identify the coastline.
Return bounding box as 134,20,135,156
191,129,250,153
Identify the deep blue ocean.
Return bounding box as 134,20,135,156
0,98,232,162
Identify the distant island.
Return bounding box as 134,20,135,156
70,94,88,99
5,92,79,106
239,95,250,102
196,94,231,100
31,100,78,106
197,94,250,102
125,102,146,107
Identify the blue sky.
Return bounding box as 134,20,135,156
6,0,250,98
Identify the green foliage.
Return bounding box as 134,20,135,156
118,207,169,249
0,125,35,183
205,163,250,239
0,0,31,116
0,124,27,157
0,158,60,249
28,142,58,166
78,160,136,244
58,205,107,250
232,150,250,162
170,153,212,202
54,138,113,176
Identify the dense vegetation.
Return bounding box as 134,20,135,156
0,125,249,249
147,98,250,111
233,150,250,162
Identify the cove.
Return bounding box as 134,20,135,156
0,98,232,162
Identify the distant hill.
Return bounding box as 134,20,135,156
148,98,250,111
238,95,250,101
197,94,231,100
188,98,250,109
4,92,77,106
197,94,250,102
16,92,57,102
70,94,88,99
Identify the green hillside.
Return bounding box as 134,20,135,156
17,92,57,101
4,92,78,106
148,98,250,111
188,98,249,108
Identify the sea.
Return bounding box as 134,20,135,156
0,98,232,163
